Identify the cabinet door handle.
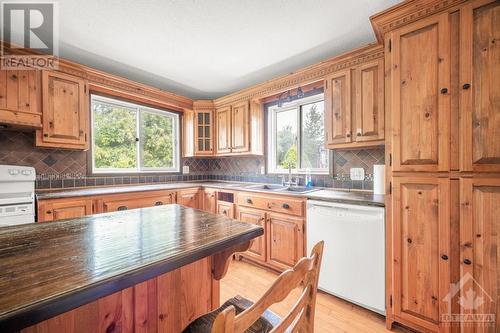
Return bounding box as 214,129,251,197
463,258,472,265
462,83,471,90
222,210,227,215
440,88,448,94
441,254,448,261
117,206,128,211
46,210,52,214
154,201,163,206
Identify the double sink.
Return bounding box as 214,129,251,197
243,184,316,194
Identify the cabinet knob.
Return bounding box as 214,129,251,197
223,210,227,215
463,258,472,265
246,198,252,204
154,201,163,206
462,83,471,90
282,203,290,209
346,132,351,138
357,132,362,137
43,133,48,137
440,88,448,94
46,210,52,214
441,254,448,261
117,206,128,211
10,74,17,80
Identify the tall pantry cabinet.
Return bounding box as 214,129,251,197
373,0,500,332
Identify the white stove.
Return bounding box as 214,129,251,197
0,165,36,227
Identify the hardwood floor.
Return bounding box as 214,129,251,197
221,259,413,333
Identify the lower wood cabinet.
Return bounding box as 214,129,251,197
177,188,201,209
391,177,450,332
38,198,93,222
267,212,305,271
235,193,306,272
202,188,217,214
217,201,234,219
236,206,267,262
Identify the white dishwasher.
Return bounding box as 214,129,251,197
307,200,385,314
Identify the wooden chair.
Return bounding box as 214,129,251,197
184,241,324,333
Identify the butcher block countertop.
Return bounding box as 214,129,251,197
0,205,263,332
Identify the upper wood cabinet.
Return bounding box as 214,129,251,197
215,100,263,156
460,0,500,172
354,59,384,142
0,69,41,128
230,101,250,153
324,49,385,150
392,177,450,332
388,13,450,172
216,105,232,154
325,69,352,146
183,100,215,157
36,71,89,150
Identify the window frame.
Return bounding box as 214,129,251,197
90,95,180,174
267,93,328,175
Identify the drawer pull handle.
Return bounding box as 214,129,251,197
117,206,128,211
222,210,227,215
441,254,448,261
463,259,472,265
154,201,163,206
46,210,52,214
440,87,448,94
246,198,253,204
463,83,471,90
282,203,290,209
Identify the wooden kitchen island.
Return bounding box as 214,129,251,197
0,204,263,333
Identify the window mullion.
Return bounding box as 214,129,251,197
297,105,301,171
136,109,141,172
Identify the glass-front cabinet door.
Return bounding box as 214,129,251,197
194,110,213,155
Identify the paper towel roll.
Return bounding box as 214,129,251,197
373,164,385,195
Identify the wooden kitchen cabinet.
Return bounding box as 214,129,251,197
230,101,250,153
236,206,267,262
354,59,384,143
267,212,305,271
0,69,41,128
388,13,450,172
195,109,213,155
324,47,385,150
216,201,234,218
460,0,500,172
460,177,500,332
100,191,177,212
391,177,450,332
36,71,89,150
177,188,201,209
38,198,93,222
325,69,352,146
202,188,217,214
216,106,231,154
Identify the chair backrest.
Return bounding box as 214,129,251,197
211,241,325,333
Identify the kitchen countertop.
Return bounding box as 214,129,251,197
36,181,385,206
0,204,263,331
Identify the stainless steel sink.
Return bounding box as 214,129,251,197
246,184,316,194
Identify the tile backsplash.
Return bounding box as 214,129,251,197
0,130,384,190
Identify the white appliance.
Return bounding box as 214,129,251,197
0,165,36,227
307,200,385,314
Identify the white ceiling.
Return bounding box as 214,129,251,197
56,0,399,99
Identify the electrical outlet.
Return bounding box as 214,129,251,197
182,165,189,174
260,166,265,175
350,168,365,181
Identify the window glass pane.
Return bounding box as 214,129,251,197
140,111,174,168
275,108,297,169
300,101,327,169
93,101,137,169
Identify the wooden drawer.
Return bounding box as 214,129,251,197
99,191,177,213
217,201,234,218
236,192,304,217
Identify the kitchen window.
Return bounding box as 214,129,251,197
91,95,180,173
267,94,328,174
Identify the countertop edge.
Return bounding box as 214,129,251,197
0,225,263,333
